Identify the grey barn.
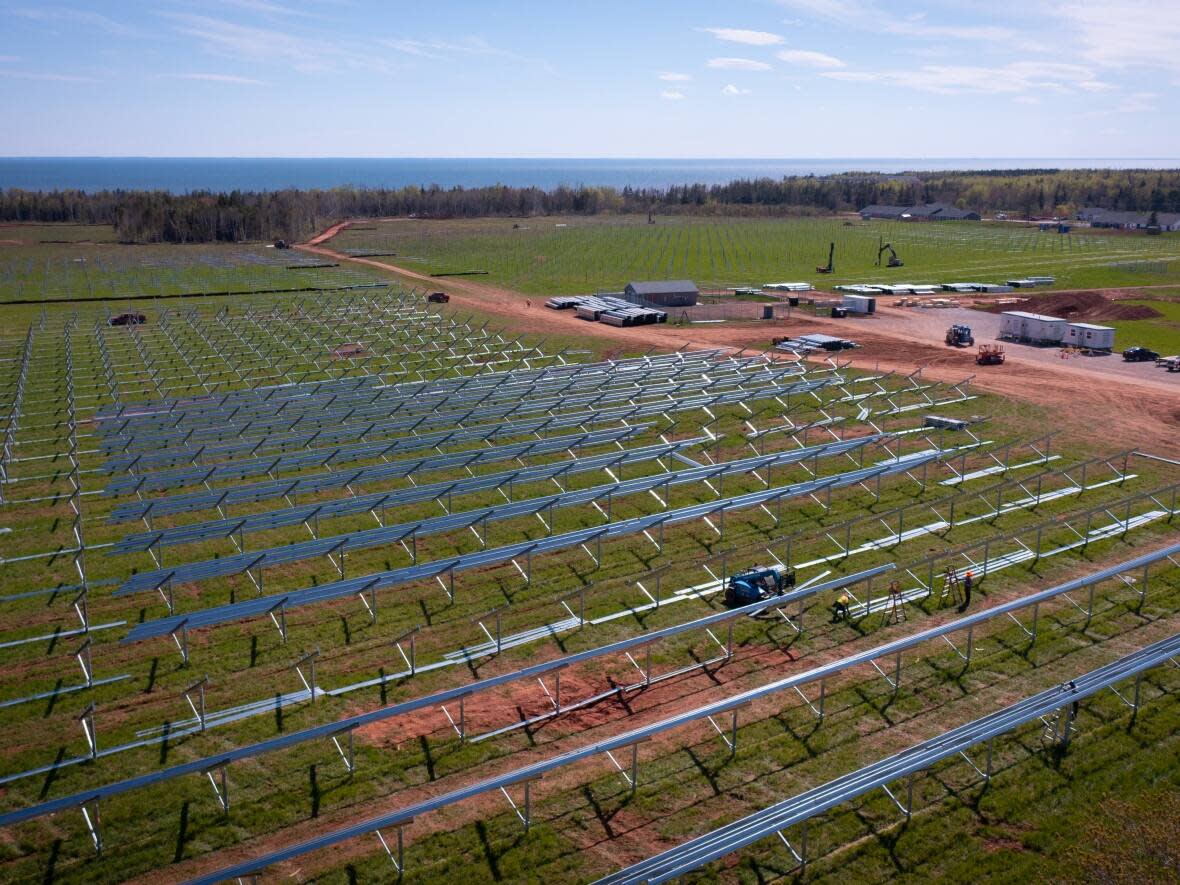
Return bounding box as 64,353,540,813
625,279,700,307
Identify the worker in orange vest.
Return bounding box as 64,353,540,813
959,570,974,612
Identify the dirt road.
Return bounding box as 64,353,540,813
298,222,1180,455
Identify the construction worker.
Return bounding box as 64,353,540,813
958,569,974,613
831,592,850,623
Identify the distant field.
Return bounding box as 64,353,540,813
0,222,119,243
329,215,1180,295
1107,297,1180,355
0,235,384,302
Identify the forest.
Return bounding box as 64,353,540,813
1,168,1178,244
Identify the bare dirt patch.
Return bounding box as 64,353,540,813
978,290,1162,321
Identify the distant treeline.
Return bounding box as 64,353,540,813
2,168,1179,244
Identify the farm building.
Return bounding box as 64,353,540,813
1078,208,1180,231
999,310,1068,344
860,202,981,222
859,205,908,220
1064,322,1115,351
625,279,700,307
904,202,982,221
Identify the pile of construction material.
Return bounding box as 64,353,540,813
894,297,961,309
841,280,1041,296
838,283,939,296
774,332,859,354
763,282,813,292
546,294,667,327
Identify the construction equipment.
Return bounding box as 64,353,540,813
273,239,289,249
427,292,450,304
816,242,835,274
976,344,1006,365
945,324,975,347
876,238,903,268
109,312,146,327
1122,346,1159,362
724,566,796,608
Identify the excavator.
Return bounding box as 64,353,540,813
816,242,835,274
876,238,904,268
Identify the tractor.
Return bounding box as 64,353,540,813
945,324,974,347
724,566,796,608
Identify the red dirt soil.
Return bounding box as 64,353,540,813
978,290,1163,321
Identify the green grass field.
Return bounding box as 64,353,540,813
329,215,1180,295
0,228,1178,884
1106,296,1180,355
0,229,383,302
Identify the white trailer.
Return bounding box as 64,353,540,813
842,293,876,314
1065,322,1115,351
999,311,1068,344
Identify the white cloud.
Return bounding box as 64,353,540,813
886,21,1021,44
822,61,1110,96
166,13,403,75
661,89,686,100
658,72,692,81
168,13,336,63
1057,2,1180,72
214,0,313,16
776,0,867,19
822,71,879,82
382,36,523,62
1014,95,1040,105
698,27,784,46
0,70,97,82
1115,91,1158,113
722,84,751,95
777,1,1043,50
11,7,146,38
172,72,266,85
776,49,845,68
707,57,772,71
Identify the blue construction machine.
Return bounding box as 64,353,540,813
724,566,796,608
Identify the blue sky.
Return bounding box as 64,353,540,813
1,0,1177,158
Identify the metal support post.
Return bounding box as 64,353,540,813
375,822,410,879
183,675,209,732
331,727,356,774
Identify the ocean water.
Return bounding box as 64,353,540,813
1,157,1178,194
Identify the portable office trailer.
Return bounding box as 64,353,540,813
999,311,1067,343
1064,322,1115,351
842,294,876,314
